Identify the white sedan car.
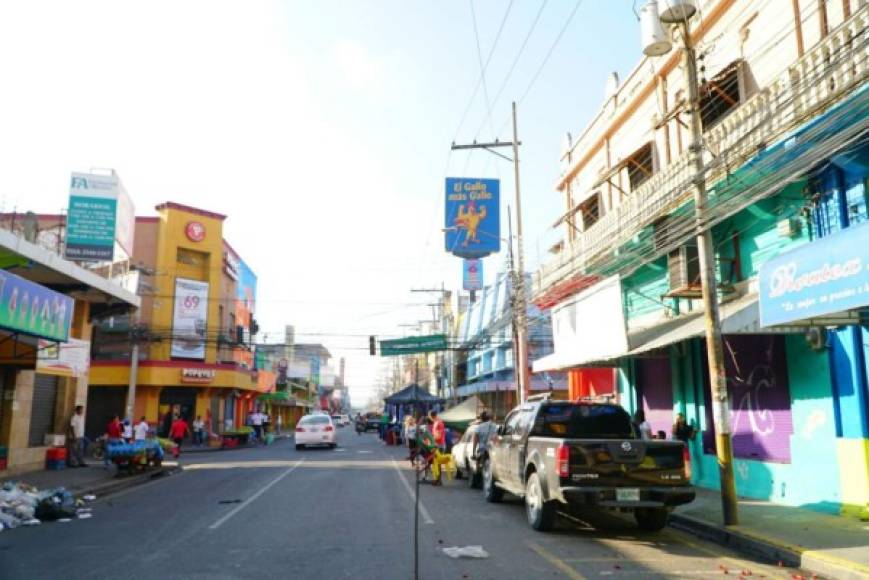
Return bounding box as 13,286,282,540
295,414,337,450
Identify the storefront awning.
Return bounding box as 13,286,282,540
535,291,782,371
457,378,568,397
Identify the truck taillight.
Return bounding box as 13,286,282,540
683,444,692,480
556,444,570,478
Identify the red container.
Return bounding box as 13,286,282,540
223,437,238,448
46,447,67,461
0,458,7,470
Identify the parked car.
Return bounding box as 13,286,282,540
332,414,350,427
295,414,337,450
483,394,695,532
451,421,498,489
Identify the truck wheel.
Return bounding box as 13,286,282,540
635,508,669,531
525,472,556,531
295,444,304,451
482,457,503,503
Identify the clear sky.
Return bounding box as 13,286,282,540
0,1,642,406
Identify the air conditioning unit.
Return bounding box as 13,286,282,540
667,244,702,297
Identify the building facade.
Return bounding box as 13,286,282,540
0,226,139,474
88,202,262,437
533,0,868,517
458,272,566,419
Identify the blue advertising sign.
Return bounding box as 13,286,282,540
445,178,500,258
463,258,483,291
0,270,74,342
759,221,869,326
66,172,121,261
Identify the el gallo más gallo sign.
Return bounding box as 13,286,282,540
759,220,869,326
444,178,500,259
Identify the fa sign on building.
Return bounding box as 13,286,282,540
444,178,500,259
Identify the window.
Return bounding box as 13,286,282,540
299,415,330,425
626,143,654,191
501,411,522,436
699,61,741,130
531,404,634,439
579,193,601,230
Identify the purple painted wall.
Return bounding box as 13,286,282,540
638,355,674,438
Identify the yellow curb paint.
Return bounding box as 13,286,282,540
527,542,587,580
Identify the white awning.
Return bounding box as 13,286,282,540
534,292,771,371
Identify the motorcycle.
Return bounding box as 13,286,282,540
355,419,365,435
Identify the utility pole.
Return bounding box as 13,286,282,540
678,19,738,525
125,315,142,423
450,101,529,404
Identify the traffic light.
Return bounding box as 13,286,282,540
369,335,376,356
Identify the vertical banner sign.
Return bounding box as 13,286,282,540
445,178,500,258
66,172,119,261
463,259,483,291
171,278,209,360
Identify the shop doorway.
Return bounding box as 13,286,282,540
85,386,127,440
28,374,59,447
636,354,674,439
159,388,197,438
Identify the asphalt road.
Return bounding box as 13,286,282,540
0,429,803,580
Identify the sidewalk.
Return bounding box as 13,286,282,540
671,487,869,580
0,461,177,500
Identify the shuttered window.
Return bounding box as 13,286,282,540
28,374,59,447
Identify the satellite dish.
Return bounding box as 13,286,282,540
641,1,672,57
659,0,696,23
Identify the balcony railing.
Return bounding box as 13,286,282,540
535,5,869,300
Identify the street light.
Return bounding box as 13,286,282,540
639,0,739,526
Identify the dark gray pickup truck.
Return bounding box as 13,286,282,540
482,395,695,532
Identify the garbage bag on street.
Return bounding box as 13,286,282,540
0,481,91,531
442,546,490,559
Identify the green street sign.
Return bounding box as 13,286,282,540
380,334,448,356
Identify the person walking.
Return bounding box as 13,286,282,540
404,416,418,463
250,409,264,443
169,415,190,458
105,415,123,469
122,419,133,443
192,415,206,447
262,410,271,444
133,416,150,441
66,405,86,468
430,410,446,486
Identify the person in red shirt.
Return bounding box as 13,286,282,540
169,415,191,457
429,410,446,486
104,415,123,468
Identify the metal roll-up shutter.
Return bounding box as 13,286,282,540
28,374,59,447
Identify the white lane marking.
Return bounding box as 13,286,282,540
208,459,305,530
390,458,434,525
357,450,373,454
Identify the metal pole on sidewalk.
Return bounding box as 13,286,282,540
679,20,738,525
125,315,141,423
511,102,529,404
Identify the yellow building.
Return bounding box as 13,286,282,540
88,202,262,438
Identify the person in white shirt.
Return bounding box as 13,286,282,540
122,420,133,442
633,410,653,440
134,417,150,441
250,410,264,442
67,405,86,467
192,416,206,446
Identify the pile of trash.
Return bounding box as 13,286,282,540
0,481,94,531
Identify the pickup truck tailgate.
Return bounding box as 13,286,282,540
565,439,689,487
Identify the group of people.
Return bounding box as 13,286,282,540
403,410,448,485
632,410,697,443
246,408,271,443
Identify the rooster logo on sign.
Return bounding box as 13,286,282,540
454,201,487,247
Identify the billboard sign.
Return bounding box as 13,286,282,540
171,278,209,359
463,258,483,291
310,356,321,384
0,270,73,342
445,178,500,258
380,334,448,356
66,172,134,261
37,338,90,377
759,221,869,326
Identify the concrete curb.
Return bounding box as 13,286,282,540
670,513,869,580
180,434,293,454
77,466,181,501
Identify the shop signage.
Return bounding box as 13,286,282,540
445,178,500,259
37,338,90,377
185,221,206,242
66,172,117,261
759,221,869,326
223,250,240,280
380,334,448,356
181,368,216,383
171,278,209,359
0,270,73,341
462,258,483,291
